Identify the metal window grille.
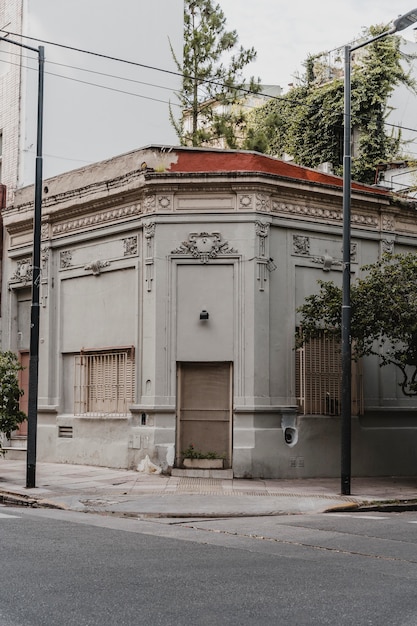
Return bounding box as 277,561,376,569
296,332,363,416
74,348,135,416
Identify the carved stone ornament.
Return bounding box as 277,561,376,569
172,232,238,264
144,195,156,213
382,215,395,232
144,222,156,239
158,196,171,209
60,250,72,269
311,254,342,272
84,260,110,275
293,235,310,256
381,239,394,255
239,195,253,209
10,259,32,285
255,194,270,211
255,221,270,239
123,236,138,256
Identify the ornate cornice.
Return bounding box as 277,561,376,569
271,199,379,228
52,203,141,236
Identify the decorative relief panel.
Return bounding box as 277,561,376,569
123,236,138,257
255,221,276,291
144,222,155,292
9,258,32,286
239,195,253,209
60,250,72,269
84,260,111,276
158,196,171,210
293,235,310,256
171,232,238,264
143,195,156,214
381,239,394,255
292,235,356,272
255,194,270,211
41,223,50,241
382,215,395,231
310,254,342,272
41,247,50,307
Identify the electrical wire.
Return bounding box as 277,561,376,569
1,30,417,131
1,29,417,161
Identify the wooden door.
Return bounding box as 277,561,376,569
177,362,232,468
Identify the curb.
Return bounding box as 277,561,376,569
324,499,417,513
0,491,68,510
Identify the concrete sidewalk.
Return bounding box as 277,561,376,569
1,459,417,517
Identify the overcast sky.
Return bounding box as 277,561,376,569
218,0,417,88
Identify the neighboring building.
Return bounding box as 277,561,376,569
0,0,183,375
376,160,417,199
0,0,183,200
387,39,417,164
182,85,282,149
3,146,417,478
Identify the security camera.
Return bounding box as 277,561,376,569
284,428,295,444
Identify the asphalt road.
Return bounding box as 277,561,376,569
1,505,416,625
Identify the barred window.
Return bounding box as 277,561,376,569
296,331,363,416
74,347,135,416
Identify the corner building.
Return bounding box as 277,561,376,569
3,146,417,478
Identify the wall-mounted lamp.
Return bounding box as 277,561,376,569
200,310,209,321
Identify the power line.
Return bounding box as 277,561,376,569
1,30,417,154
2,29,417,137
0,52,182,107
0,29,262,100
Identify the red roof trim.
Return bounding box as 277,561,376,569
168,150,389,196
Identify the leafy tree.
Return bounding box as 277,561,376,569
0,351,26,454
244,25,416,185
297,253,417,397
171,0,260,148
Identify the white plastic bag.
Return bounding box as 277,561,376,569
137,454,162,474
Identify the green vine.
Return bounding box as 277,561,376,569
244,25,416,185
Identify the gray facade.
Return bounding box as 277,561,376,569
3,146,417,478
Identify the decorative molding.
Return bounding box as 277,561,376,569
158,195,171,210
293,235,356,271
144,222,155,292
143,195,156,213
52,204,141,236
60,250,72,269
172,232,238,264
255,221,274,291
123,236,138,256
273,201,378,228
255,220,269,240
41,247,50,273
293,235,310,256
255,194,270,211
381,239,395,255
311,254,342,272
41,247,50,307
382,215,395,231
239,194,253,209
9,258,32,286
41,223,49,241
144,222,156,241
84,260,110,276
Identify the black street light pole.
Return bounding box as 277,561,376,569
0,35,45,489
341,9,417,496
